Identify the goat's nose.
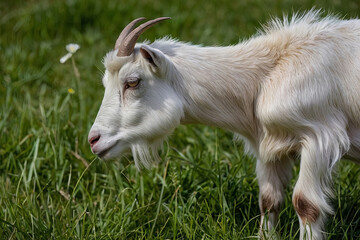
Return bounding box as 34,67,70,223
88,133,101,148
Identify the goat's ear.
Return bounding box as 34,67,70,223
139,45,166,71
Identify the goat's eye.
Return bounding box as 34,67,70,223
125,77,140,89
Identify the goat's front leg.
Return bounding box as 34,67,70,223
292,136,340,240
257,157,293,238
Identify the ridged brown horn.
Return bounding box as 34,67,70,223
115,17,146,50
116,17,171,57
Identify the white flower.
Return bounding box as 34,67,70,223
66,43,80,54
60,43,80,63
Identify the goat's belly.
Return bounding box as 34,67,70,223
343,154,360,163
344,126,360,163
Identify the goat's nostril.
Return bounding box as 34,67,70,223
89,135,101,147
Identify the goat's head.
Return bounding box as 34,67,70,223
88,17,184,168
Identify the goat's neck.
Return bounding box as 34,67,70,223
170,37,280,140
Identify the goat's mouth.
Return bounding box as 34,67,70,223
94,142,118,159
97,147,113,158
94,140,130,160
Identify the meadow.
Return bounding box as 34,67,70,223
1,0,360,239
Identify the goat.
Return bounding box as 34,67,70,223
88,11,360,239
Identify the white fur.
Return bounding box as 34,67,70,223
89,10,360,239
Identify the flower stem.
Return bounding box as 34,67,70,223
71,57,84,131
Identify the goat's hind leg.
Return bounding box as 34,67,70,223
257,157,293,238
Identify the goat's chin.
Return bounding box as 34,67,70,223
130,138,166,169
97,142,131,161
94,138,165,170
94,135,167,168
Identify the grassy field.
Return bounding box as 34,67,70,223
1,0,360,239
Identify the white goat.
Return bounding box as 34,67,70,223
88,11,360,239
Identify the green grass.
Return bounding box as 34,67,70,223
1,0,360,239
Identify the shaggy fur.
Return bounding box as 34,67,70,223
89,10,360,239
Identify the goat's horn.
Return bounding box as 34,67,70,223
117,17,171,57
115,17,146,50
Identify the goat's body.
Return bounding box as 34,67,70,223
91,12,360,240
148,13,360,239
151,16,360,159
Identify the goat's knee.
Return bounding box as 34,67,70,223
261,193,282,215
293,193,320,224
